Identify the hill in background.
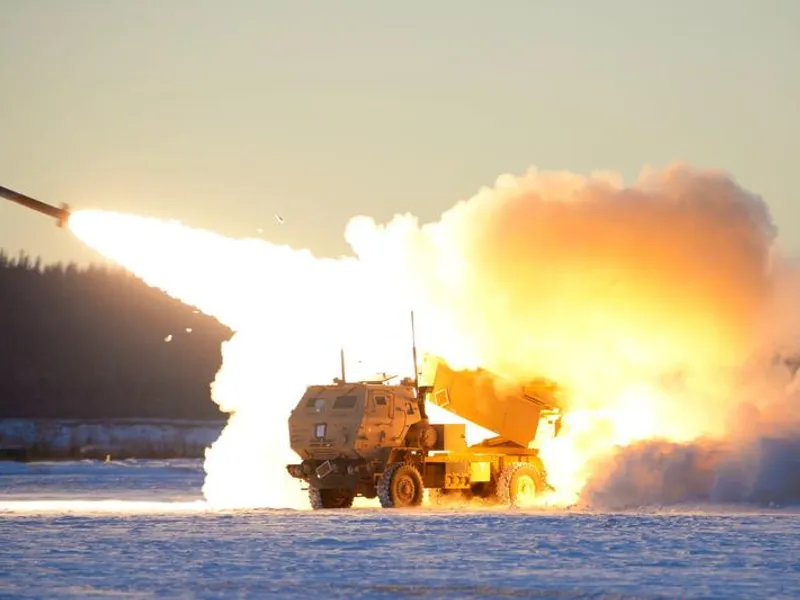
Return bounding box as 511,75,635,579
0,249,233,421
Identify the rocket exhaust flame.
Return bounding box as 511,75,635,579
66,163,800,510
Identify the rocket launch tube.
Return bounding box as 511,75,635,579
0,184,71,228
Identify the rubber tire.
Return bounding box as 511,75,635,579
496,463,543,507
377,463,424,508
309,487,355,509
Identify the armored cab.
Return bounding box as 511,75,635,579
288,377,424,462
286,377,426,508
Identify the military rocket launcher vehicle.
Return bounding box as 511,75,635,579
286,314,564,509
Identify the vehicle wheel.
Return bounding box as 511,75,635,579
496,463,543,508
377,463,424,508
309,487,355,509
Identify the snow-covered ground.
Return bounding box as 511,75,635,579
0,460,798,599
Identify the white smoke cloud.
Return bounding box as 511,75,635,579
68,162,800,509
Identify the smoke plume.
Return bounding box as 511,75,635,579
68,162,800,509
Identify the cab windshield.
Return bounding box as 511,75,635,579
305,393,358,411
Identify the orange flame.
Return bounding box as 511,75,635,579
68,162,796,509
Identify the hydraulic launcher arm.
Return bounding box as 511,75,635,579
423,358,562,447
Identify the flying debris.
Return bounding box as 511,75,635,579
274,214,285,224
0,184,71,228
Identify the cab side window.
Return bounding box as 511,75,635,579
306,397,325,411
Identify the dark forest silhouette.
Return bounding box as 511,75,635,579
0,249,233,420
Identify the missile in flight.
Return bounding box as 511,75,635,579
0,184,71,228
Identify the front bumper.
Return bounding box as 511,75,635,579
286,458,372,488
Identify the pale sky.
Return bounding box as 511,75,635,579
1,0,798,267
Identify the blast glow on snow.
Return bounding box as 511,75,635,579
67,163,800,510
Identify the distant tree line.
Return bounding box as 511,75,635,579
0,249,233,420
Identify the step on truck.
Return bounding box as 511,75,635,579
286,318,564,509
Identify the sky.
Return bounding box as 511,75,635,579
1,0,798,267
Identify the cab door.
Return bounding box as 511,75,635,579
369,390,394,425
